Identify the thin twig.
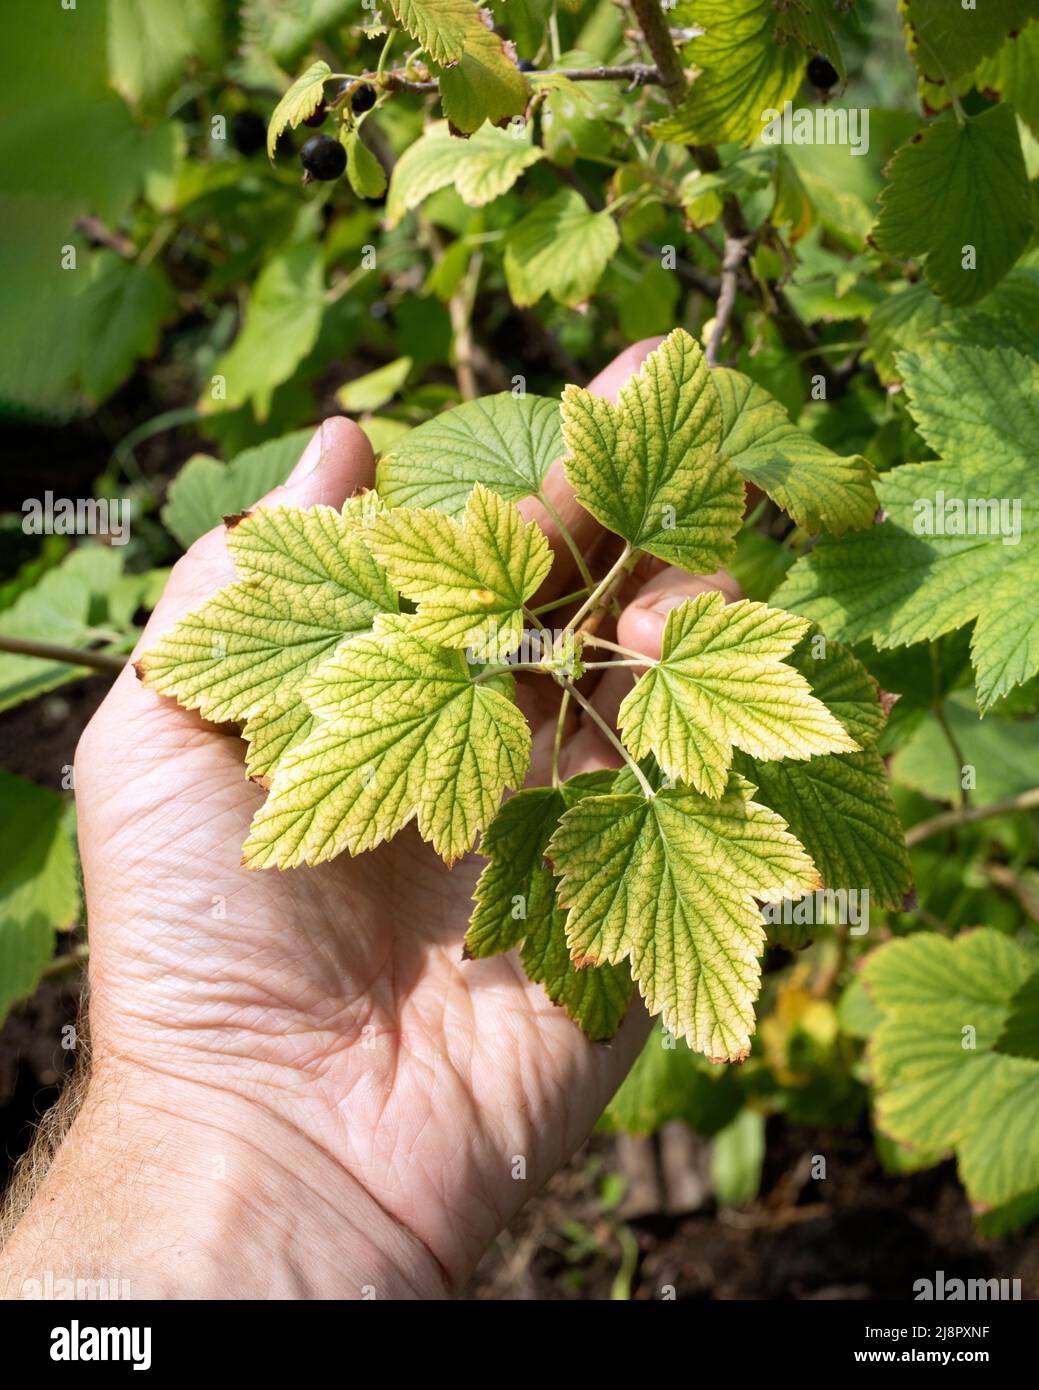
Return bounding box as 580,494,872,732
904,788,1039,848
705,235,751,366
376,63,663,93
0,635,125,673
75,216,135,258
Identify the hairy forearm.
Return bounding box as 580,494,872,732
0,1066,448,1300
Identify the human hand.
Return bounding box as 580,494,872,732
1,341,740,1300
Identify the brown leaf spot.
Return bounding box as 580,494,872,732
223,510,252,530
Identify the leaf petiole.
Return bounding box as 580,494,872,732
536,490,595,589
568,544,634,630
582,634,656,664
530,587,591,617
558,675,655,798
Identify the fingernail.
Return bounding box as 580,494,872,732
286,422,326,484
649,593,689,617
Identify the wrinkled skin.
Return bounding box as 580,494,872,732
60,341,740,1294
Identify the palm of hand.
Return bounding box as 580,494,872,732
76,343,704,1287
76,650,646,1284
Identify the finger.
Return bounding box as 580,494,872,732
616,565,744,665
521,337,664,599
559,566,742,778
136,417,375,650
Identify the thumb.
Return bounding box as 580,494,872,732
136,417,375,651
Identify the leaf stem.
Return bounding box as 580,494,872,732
531,587,591,617
930,643,969,809
568,544,634,631
0,635,125,674
558,676,655,798
536,490,595,589
552,686,571,788
582,634,656,664
375,28,396,85
905,788,1039,847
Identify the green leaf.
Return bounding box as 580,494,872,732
600,1029,743,1136
547,776,820,1060
386,121,543,226
711,1108,765,1206
335,357,412,414
618,593,857,798
713,367,878,534
868,269,1039,384
776,345,1039,710
344,131,387,200
504,188,619,308
0,772,79,1025
897,342,1039,471
871,106,1032,307
739,749,912,911
648,0,804,146
561,329,744,571
732,633,911,911
107,0,224,113
139,506,398,780
864,930,1039,1211
902,0,1038,81
433,12,528,134
161,429,314,548
367,483,552,656
207,241,325,421
466,774,633,1040
996,968,1039,1061
976,21,1039,136
775,0,847,81
893,689,1039,803
266,60,332,159
0,548,127,712
377,392,562,516
242,615,531,866
78,253,177,404
389,0,474,65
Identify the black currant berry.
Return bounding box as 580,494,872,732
517,58,537,72
231,110,266,156
300,134,346,183
351,83,377,115
807,54,839,90
303,101,328,128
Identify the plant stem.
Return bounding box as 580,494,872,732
904,788,1039,848
559,675,655,797
0,635,125,673
582,635,655,664
568,544,634,631
705,234,752,366
930,643,969,808
627,0,822,367
537,490,595,589
581,660,648,670
552,687,571,788
628,0,687,102
375,28,396,85
531,587,591,617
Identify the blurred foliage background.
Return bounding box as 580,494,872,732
2,0,1038,1297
